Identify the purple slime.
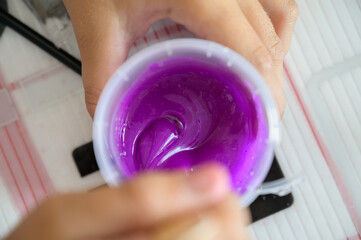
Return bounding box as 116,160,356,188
110,57,268,192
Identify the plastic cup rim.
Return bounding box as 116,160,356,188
93,38,280,206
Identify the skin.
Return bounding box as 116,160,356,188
63,0,298,117
6,164,250,240
6,0,298,239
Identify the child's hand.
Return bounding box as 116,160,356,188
64,0,298,117
6,165,250,240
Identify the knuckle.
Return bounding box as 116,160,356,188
283,0,299,22
84,86,101,116
269,38,285,62
252,46,273,72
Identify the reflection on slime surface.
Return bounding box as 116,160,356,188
111,57,267,192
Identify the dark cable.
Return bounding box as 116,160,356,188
0,6,81,75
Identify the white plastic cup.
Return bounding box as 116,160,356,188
93,38,280,206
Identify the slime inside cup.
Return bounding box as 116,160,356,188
111,57,268,192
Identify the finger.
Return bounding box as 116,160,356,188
169,0,273,74
64,0,133,117
107,232,148,240
40,164,231,239
150,195,250,240
210,195,251,239
152,216,219,240
236,0,284,61
64,0,177,117
235,0,287,115
167,0,286,115
234,0,286,115
259,0,299,50
257,0,298,116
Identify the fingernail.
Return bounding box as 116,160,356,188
188,164,231,197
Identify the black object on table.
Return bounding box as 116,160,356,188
0,1,82,75
249,160,294,222
72,142,99,177
73,142,294,223
0,0,7,37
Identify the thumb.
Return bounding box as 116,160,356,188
64,0,133,117
82,29,131,118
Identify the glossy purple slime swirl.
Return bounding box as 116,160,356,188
111,57,268,192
